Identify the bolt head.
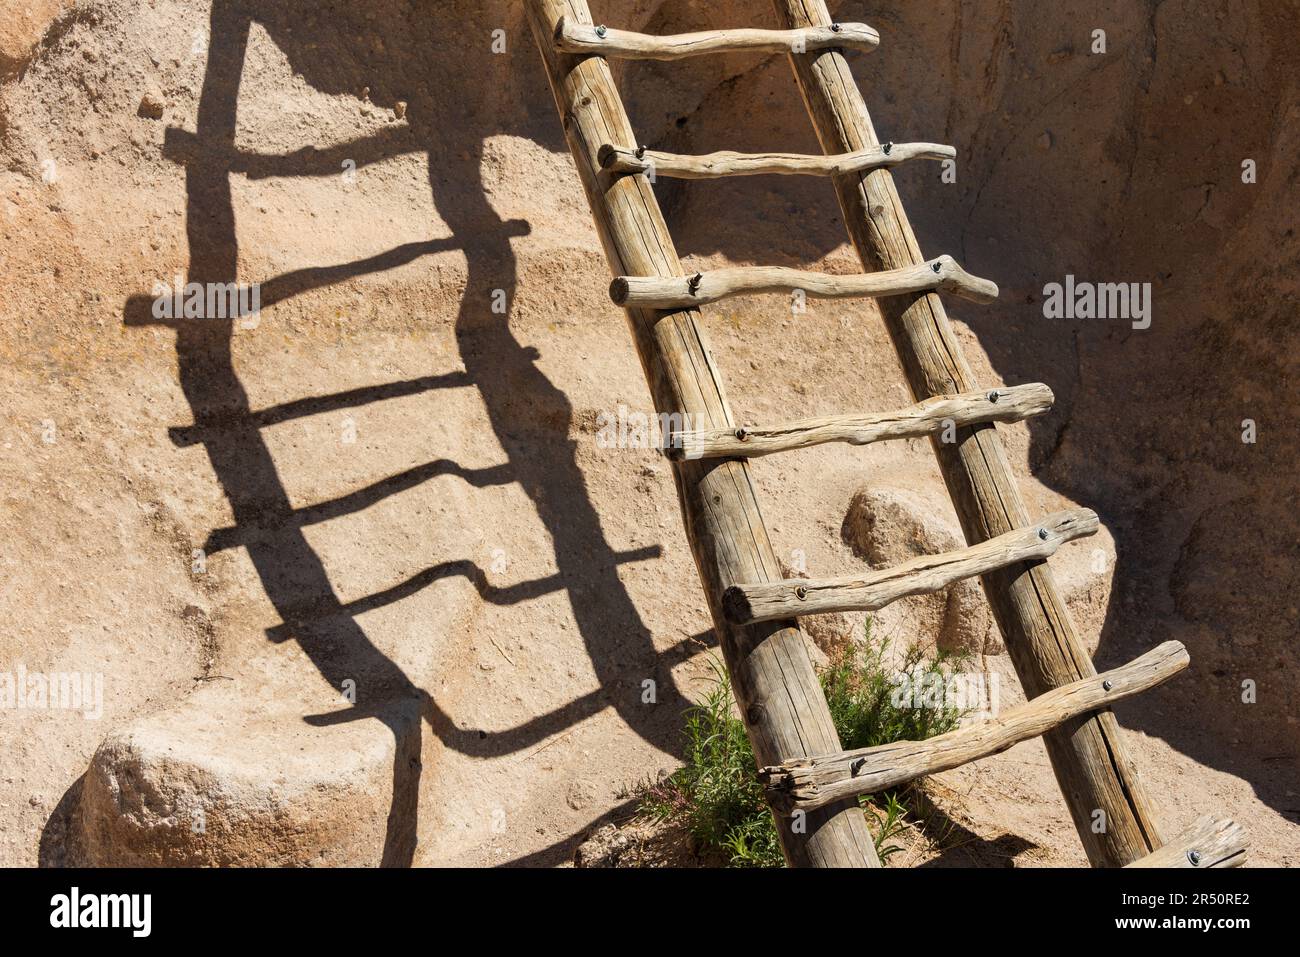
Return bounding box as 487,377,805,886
931,260,942,273
831,22,842,32
987,390,1000,402
1102,679,1113,691
595,24,608,38
1037,527,1049,540
1188,850,1202,866
795,585,808,600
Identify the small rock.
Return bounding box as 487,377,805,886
574,824,634,867
566,778,598,811
138,90,166,120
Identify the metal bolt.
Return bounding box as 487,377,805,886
595,24,608,38
882,141,893,155
1102,680,1113,691
1037,527,1049,541
987,390,1000,403
932,260,942,273
831,22,842,33
734,427,748,442
688,272,703,292
635,145,646,159
850,757,866,775
1187,849,1202,866
795,585,809,601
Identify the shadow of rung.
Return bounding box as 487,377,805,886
169,372,474,447
203,459,516,554
265,546,663,643
162,124,421,180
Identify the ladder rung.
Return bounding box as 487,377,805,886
555,17,880,60
666,383,1052,461
1126,816,1248,869
611,257,998,310
598,142,955,179
758,641,1189,813
723,508,1097,625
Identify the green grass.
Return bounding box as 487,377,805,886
641,621,966,867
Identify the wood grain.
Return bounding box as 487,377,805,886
611,256,998,310
598,141,954,179
667,383,1051,461
556,16,879,60
527,0,879,867
725,509,1098,624
1126,816,1247,869
773,0,1166,866
760,642,1188,812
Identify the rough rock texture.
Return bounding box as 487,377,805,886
841,486,1116,658
2,0,1297,867
78,691,417,866
843,486,996,656
0,0,70,80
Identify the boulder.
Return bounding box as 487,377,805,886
842,486,1116,657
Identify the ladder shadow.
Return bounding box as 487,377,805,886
91,0,697,866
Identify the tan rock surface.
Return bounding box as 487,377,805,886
2,0,1296,866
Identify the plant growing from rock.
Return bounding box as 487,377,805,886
641,620,966,866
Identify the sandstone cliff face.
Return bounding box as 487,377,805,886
2,0,1295,866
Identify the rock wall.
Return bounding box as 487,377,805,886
2,0,1295,866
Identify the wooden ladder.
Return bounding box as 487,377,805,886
525,0,1246,868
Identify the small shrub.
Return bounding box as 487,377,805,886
641,658,784,866
641,621,966,867
822,626,967,751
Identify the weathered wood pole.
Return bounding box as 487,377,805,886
599,141,954,179
1126,816,1246,869
726,509,1099,625
667,382,1053,461
610,256,999,310
762,641,1190,813
525,0,880,867
555,18,880,60
771,0,1164,865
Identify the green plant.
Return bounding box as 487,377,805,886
641,620,967,867
822,621,967,752
866,791,910,864
641,658,784,867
